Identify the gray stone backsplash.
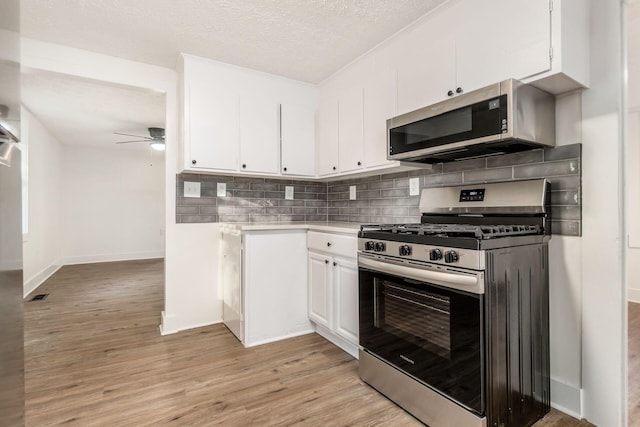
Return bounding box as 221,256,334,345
176,143,582,236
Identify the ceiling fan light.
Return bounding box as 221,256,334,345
150,140,165,151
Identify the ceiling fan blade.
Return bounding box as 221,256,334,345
116,140,149,144
114,131,151,139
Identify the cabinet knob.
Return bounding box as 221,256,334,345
325,259,329,264
357,161,362,166
192,159,197,165
333,166,337,171
242,164,246,169
456,87,463,94
283,167,287,172
333,261,337,266
327,242,332,247
447,90,454,97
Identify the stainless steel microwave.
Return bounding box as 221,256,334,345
387,79,555,163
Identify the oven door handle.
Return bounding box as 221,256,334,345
358,255,484,294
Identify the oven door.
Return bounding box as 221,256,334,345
358,254,485,415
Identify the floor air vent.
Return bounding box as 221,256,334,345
29,294,49,301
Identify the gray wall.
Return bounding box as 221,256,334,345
176,143,581,236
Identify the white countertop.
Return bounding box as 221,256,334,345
220,221,362,235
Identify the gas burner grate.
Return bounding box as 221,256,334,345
360,223,542,239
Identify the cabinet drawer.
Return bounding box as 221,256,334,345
307,231,357,258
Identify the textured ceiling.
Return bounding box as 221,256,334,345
21,71,165,150
19,0,447,150
20,0,447,83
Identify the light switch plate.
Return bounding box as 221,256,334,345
349,185,356,200
184,181,201,198
409,177,420,196
285,186,294,200
217,182,227,197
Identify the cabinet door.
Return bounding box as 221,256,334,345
187,78,239,170
239,96,279,174
455,0,551,93
281,103,316,176
363,48,396,168
338,86,364,173
308,251,332,329
333,256,359,345
395,15,457,115
318,96,339,176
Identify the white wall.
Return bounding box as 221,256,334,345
21,107,64,297
21,38,174,298
580,1,625,425
626,1,640,303
628,112,640,302
19,37,220,334
547,91,584,417
60,146,165,264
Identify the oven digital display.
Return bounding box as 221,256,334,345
459,188,485,202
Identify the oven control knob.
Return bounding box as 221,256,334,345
429,249,443,261
374,242,386,252
364,241,375,251
444,250,459,263
399,245,412,256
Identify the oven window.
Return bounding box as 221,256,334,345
375,280,451,359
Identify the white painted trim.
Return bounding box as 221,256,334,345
243,328,315,348
628,288,640,303
61,251,164,266
314,323,359,359
23,261,63,298
550,377,582,420
160,311,223,336
159,311,178,335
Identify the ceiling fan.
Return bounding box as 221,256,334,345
114,127,165,151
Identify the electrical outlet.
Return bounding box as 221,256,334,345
217,182,227,197
184,181,201,198
349,185,356,200
285,186,294,200
409,177,420,196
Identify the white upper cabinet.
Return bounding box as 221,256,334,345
363,47,397,168
455,0,552,94
239,96,279,174
180,54,317,176
382,0,586,119
395,15,457,115
281,103,316,176
318,89,339,176
185,58,239,171
338,85,364,173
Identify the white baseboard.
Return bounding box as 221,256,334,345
628,288,640,303
160,311,223,336
160,311,178,335
550,377,582,420
244,328,315,348
62,251,164,266
23,261,63,298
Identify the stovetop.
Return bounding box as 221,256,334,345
360,223,542,240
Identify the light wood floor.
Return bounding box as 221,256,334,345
25,259,592,426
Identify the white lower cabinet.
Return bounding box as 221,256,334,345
307,231,359,358
230,230,314,348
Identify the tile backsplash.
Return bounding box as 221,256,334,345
176,143,582,236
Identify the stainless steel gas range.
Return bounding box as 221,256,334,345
357,179,551,427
